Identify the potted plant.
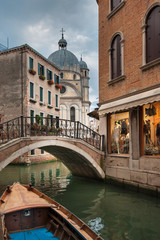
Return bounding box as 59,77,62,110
55,84,62,90
39,74,45,80
29,69,36,75
48,80,54,85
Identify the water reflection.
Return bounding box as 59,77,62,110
0,162,160,239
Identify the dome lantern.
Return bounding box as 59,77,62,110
58,28,67,49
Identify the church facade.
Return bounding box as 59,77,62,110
48,32,90,126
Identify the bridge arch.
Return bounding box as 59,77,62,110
0,138,105,179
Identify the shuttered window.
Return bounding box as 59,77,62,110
29,57,33,69
146,6,160,63
55,94,58,107
48,91,51,105
39,87,43,102
54,74,60,84
30,82,34,99
111,34,122,79
30,110,34,125
38,63,45,76
47,69,53,80
111,0,121,11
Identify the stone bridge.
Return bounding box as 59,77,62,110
0,116,105,179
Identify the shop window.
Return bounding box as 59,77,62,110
110,112,129,154
143,103,160,155
146,6,160,63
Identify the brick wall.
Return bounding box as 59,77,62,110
98,0,160,105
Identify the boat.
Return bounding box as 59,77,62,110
0,183,103,240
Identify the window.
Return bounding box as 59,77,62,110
30,110,34,125
39,87,43,102
70,107,75,122
30,82,34,99
31,149,35,155
55,94,58,108
29,57,33,69
111,0,121,11
41,149,44,154
54,74,60,84
40,112,44,125
47,69,53,80
111,34,122,79
38,63,45,76
73,74,76,80
109,112,129,154
146,6,160,63
47,114,54,127
48,91,52,105
60,86,66,94
143,102,160,155
60,73,63,79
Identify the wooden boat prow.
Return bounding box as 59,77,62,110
0,183,103,240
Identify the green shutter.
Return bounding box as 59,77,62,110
47,69,49,80
54,74,57,84
43,66,45,76
38,63,40,75
30,82,34,98
40,87,43,102
48,91,51,105
57,75,60,84
29,57,33,69
56,94,58,107
51,71,53,80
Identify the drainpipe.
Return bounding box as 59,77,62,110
20,48,24,116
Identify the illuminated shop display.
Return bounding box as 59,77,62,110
110,112,129,154
143,102,160,155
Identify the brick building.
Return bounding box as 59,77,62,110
97,0,160,190
0,44,60,163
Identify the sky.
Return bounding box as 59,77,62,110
0,0,99,111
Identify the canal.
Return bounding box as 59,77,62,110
0,161,160,240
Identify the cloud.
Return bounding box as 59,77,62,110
0,0,99,109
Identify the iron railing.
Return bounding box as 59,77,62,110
0,116,105,151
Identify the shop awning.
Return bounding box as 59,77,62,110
88,109,99,120
99,87,160,116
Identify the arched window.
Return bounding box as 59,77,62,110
70,107,75,122
111,0,121,11
146,6,160,63
111,34,122,79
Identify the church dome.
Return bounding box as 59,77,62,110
48,30,80,70
48,49,79,70
79,58,88,69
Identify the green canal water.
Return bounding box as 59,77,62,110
0,162,160,240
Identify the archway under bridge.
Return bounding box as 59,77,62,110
0,137,105,179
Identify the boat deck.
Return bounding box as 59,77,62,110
10,227,59,240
